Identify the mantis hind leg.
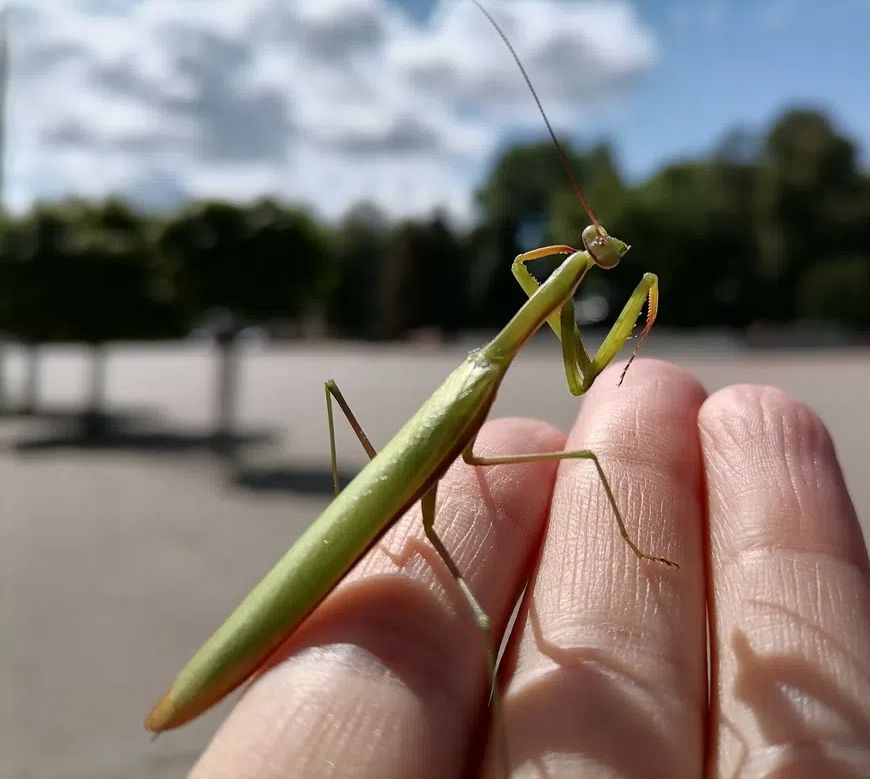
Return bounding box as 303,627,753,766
462,434,677,569
324,379,377,496
420,483,509,776
511,244,578,342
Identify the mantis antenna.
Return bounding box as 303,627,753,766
471,0,605,236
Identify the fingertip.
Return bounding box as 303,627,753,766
699,383,864,567
576,359,707,473
699,383,832,453
600,356,702,386
587,358,707,414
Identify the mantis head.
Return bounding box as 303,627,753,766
582,224,630,270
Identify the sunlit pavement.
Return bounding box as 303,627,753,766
1,339,867,778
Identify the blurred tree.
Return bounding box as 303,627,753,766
756,109,865,323
159,198,332,441
796,256,870,326
0,210,13,410
464,214,520,328
549,144,633,328
626,157,756,328
416,213,468,339
549,144,629,242
0,199,181,417
162,199,331,326
325,203,387,339
380,220,422,339
0,206,61,413
474,140,573,325
63,200,182,422
380,212,467,339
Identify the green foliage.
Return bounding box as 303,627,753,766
380,213,468,339
0,106,867,343
754,110,864,320
159,199,332,329
472,107,869,332
0,198,182,343
624,158,756,327
796,256,870,326
474,141,638,327
324,203,387,339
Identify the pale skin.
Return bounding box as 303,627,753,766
189,359,870,778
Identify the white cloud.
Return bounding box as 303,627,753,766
5,0,658,222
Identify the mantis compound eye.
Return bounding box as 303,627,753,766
582,224,630,269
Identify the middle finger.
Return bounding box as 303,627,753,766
496,359,708,778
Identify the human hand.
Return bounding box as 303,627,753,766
190,360,870,778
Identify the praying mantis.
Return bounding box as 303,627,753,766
145,0,677,770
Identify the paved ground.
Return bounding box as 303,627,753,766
1,338,867,778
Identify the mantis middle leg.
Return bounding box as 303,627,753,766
462,432,677,569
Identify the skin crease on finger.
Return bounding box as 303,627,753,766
485,360,709,778
700,386,870,778
190,418,568,779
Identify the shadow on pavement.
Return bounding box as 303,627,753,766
232,463,360,495
10,409,276,456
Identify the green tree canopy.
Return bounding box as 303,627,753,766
755,109,866,320
159,199,332,329
380,213,467,339
0,106,866,343
325,203,387,339
0,198,181,344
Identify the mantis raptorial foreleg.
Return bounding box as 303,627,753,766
325,379,377,495
462,434,678,569
512,244,585,354
512,246,659,391
592,272,658,387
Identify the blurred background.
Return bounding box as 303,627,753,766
1,1,868,777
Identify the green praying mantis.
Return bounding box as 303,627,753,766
145,0,678,767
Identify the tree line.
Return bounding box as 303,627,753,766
1,107,867,354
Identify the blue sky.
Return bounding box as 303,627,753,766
5,0,868,222
609,0,870,179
